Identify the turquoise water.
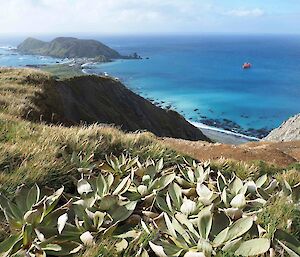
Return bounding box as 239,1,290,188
0,46,60,67
1,35,300,137
90,35,300,136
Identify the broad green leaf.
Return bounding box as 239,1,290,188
230,194,246,209
45,242,83,256
45,187,64,216
94,211,106,229
257,188,270,200
0,195,23,228
231,177,243,194
171,217,192,244
27,184,40,210
196,184,213,205
113,175,131,195
275,229,300,254
156,196,171,214
156,158,164,171
77,179,93,195
222,237,243,253
213,228,229,247
0,234,21,255
277,240,300,257
184,252,205,257
168,183,182,209
151,174,176,191
109,201,137,222
149,242,168,257
246,181,257,194
96,174,107,197
198,208,212,240
195,165,205,182
80,231,94,246
217,172,227,192
23,224,33,248
106,173,114,189
187,169,195,182
235,238,270,256
57,213,68,234
166,193,173,213
256,174,268,188
225,208,243,220
42,244,62,251
97,195,118,211
138,185,148,197
175,213,200,238
225,217,253,242
180,198,196,216
115,239,128,253
24,209,42,224
164,213,177,238
197,238,212,257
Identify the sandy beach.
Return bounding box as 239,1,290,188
191,121,259,145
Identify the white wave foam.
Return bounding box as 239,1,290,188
0,46,16,50
190,121,259,141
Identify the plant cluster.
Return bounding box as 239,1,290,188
0,155,299,256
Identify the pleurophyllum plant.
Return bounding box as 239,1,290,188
0,155,299,257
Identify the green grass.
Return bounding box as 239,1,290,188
0,114,179,194
41,63,84,79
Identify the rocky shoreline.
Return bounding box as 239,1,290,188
142,96,271,139
33,60,271,141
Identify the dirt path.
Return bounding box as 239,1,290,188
162,138,300,167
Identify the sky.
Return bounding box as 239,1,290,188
0,0,299,35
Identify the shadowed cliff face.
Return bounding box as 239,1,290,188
17,37,122,59
10,69,209,141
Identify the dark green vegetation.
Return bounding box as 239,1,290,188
0,68,299,256
41,63,84,79
17,37,122,59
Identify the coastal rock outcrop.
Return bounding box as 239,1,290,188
264,114,300,142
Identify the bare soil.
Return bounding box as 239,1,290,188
162,138,300,167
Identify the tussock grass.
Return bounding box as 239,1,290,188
0,113,178,194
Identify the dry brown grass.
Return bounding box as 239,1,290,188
0,67,51,117
162,137,300,167
0,112,178,194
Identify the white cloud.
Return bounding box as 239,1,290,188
225,8,265,17
1,1,296,35
0,0,214,34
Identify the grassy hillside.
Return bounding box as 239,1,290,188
0,68,208,141
0,112,299,256
0,68,299,257
17,37,122,59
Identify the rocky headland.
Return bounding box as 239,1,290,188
264,113,300,142
17,37,141,60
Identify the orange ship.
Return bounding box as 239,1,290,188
242,62,252,69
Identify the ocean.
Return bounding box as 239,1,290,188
1,35,300,138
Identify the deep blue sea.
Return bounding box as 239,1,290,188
1,35,300,137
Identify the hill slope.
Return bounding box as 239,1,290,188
0,68,209,141
163,137,300,167
264,113,300,142
17,37,122,58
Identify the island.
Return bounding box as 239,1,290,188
17,37,141,60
